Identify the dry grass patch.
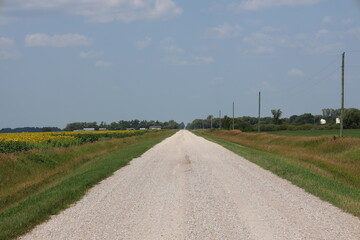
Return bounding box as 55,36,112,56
202,130,360,188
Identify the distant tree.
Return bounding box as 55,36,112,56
206,115,214,128
178,122,185,129
41,127,53,132
163,120,179,129
139,120,147,129
242,116,258,125
187,119,203,129
234,118,252,131
0,128,12,133
290,113,314,125
344,108,360,129
289,115,298,124
222,115,232,129
99,121,107,128
64,122,98,131
271,109,282,125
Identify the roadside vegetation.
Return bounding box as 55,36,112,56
195,129,360,218
0,130,175,240
266,129,360,137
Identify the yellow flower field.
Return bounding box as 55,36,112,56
0,130,146,153
0,130,140,143
0,132,75,143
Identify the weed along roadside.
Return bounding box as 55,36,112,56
0,130,176,240
194,129,360,218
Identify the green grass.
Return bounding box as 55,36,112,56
194,130,360,218
0,131,175,240
266,129,360,137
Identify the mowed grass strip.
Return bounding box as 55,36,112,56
194,130,360,218
0,130,175,240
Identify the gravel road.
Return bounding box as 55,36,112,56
20,130,360,240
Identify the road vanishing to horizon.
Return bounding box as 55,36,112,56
20,131,360,240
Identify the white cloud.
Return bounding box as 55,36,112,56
288,68,305,77
205,23,242,39
243,32,282,44
228,0,321,11
306,42,343,55
322,16,332,24
95,60,113,67
163,55,215,65
12,0,182,23
160,37,184,54
159,37,214,65
79,50,102,59
0,37,14,48
135,36,152,49
241,26,344,55
242,31,292,52
25,33,92,47
315,29,329,39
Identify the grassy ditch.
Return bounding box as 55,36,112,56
0,130,175,240
266,129,360,138
194,130,360,218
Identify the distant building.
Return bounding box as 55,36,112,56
320,119,326,125
139,128,147,130
149,126,161,130
126,128,135,131
83,128,95,131
99,128,107,131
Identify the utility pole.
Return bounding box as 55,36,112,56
219,110,221,129
232,102,235,130
211,116,213,129
340,52,345,138
258,92,261,132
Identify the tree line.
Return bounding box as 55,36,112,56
186,108,360,131
0,127,61,133
1,108,359,133
0,120,185,133
63,120,185,131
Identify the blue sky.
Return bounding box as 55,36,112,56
1,0,360,128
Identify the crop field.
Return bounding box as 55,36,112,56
0,130,149,153
266,129,360,138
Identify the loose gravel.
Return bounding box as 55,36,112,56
19,130,360,239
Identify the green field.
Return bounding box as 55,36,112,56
266,129,360,138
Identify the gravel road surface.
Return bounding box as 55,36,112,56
20,130,360,240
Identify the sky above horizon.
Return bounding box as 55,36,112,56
1,0,360,128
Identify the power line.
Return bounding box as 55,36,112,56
285,54,340,94
289,66,340,97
